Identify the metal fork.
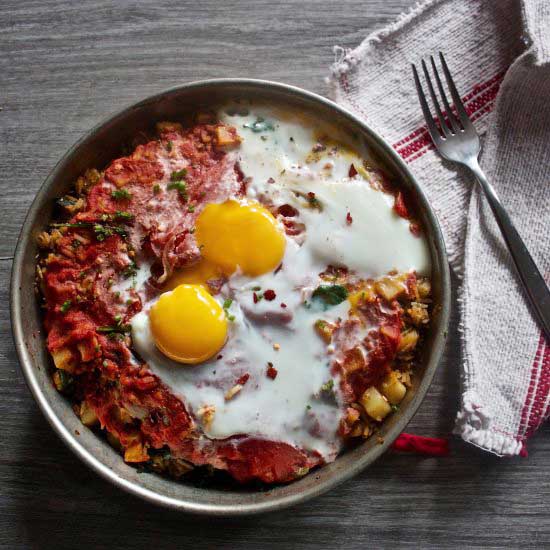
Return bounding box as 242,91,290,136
413,52,550,339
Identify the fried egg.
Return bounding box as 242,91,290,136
130,104,431,460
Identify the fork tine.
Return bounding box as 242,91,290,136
439,51,473,130
421,59,451,137
412,63,443,144
430,55,461,133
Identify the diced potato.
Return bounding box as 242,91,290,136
417,277,431,299
113,406,133,425
380,371,407,405
51,347,75,373
314,319,336,343
156,121,183,133
77,338,98,362
398,328,419,354
215,126,241,147
52,369,73,393
408,302,429,326
374,275,407,301
361,387,391,421
124,441,149,463
79,401,99,427
348,284,376,309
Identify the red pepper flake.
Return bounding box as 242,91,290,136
393,191,410,219
266,363,278,379
280,302,287,308
217,354,223,360
267,177,275,184
278,203,298,217
307,192,316,201
253,292,260,304
346,211,353,225
263,289,276,301
348,163,358,178
236,373,250,386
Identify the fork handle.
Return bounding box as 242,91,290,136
466,157,550,340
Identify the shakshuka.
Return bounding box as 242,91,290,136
36,103,432,484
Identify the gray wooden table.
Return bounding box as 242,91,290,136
1,1,548,548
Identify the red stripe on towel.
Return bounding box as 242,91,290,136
393,72,504,162
518,332,546,439
525,336,550,438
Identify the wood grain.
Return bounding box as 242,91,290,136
0,1,548,548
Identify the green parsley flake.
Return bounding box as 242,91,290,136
153,184,161,195
111,188,132,201
312,284,348,307
170,169,187,181
167,180,188,200
243,117,274,133
60,300,72,313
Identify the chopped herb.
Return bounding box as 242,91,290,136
71,239,81,249
107,278,114,287
306,191,322,210
126,298,133,305
60,300,72,313
189,227,195,234
243,117,274,133
93,223,128,242
306,404,311,410
312,284,348,307
111,188,132,201
170,169,187,181
391,404,400,412
187,205,195,213
122,261,137,279
166,141,173,152
167,180,188,200
153,184,161,195
114,210,134,221
96,324,131,335
114,314,122,325
251,286,262,291
260,135,268,141
223,298,235,321
320,379,334,393
53,369,74,394
253,292,262,304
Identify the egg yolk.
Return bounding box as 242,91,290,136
149,284,227,364
164,258,223,291
195,200,286,276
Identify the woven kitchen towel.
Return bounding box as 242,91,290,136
328,0,550,456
